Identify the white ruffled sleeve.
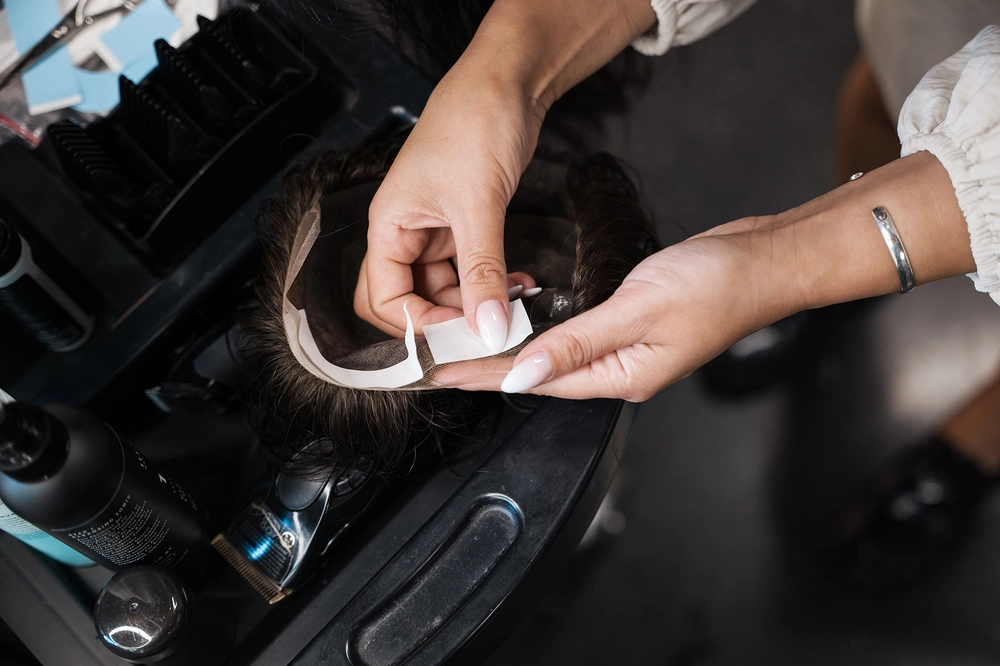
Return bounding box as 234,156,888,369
632,0,757,56
899,25,1000,304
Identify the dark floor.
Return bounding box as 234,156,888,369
488,1,1000,664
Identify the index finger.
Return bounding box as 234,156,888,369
363,225,461,334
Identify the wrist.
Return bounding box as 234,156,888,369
767,152,972,314
768,203,900,314
712,206,900,329
457,0,657,113
737,216,813,326
457,10,558,115
689,216,810,334
440,54,548,139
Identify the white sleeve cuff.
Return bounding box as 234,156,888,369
632,0,757,56
899,26,1000,305
632,0,679,56
903,132,1000,305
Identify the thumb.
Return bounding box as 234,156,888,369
500,293,645,395
452,208,511,354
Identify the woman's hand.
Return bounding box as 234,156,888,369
496,151,973,401
356,66,542,349
499,217,798,400
355,0,658,347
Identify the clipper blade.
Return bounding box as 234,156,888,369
211,533,291,604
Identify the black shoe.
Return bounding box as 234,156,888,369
838,438,993,589
698,312,810,397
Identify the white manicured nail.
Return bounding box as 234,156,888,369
501,352,553,393
477,300,507,354
508,285,523,299
522,287,542,297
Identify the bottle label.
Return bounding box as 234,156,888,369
65,493,178,567
0,502,47,539
58,439,208,569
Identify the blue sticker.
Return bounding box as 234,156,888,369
5,0,183,115
6,0,82,114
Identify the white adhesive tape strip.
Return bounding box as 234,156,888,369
296,304,424,390
423,299,532,365
281,204,426,390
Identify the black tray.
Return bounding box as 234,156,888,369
48,9,349,267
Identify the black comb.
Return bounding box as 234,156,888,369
49,120,137,195
45,8,337,264
154,39,253,137
196,14,277,101
49,120,176,237
118,76,217,180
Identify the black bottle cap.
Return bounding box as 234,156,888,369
0,403,69,480
94,566,191,663
0,219,22,276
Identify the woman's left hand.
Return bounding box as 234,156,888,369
493,150,975,401
495,217,796,400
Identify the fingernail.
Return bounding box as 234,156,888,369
501,352,553,393
522,287,542,297
508,284,523,299
477,299,508,354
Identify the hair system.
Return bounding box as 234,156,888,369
242,131,658,477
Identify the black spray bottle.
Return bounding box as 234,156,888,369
0,402,211,572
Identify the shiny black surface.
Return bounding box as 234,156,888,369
0,405,123,528
291,398,633,666
0,220,21,274
0,402,68,477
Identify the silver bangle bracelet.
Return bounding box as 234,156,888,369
872,206,915,294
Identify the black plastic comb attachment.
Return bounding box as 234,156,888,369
196,14,296,101
48,120,176,237
46,8,341,264
49,120,136,194
154,39,252,136
117,76,217,180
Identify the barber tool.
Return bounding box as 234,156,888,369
94,565,233,665
0,1,145,93
0,218,93,352
48,8,339,265
212,439,383,603
0,402,211,571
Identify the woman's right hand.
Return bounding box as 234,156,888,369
354,0,658,348
355,65,543,350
